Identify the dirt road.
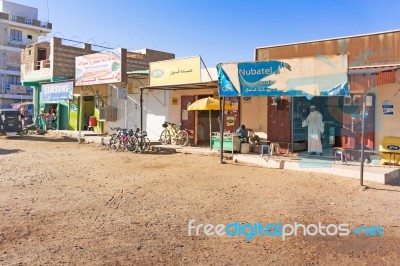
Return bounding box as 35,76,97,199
0,135,399,265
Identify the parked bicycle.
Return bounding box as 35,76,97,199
133,128,151,153
160,122,189,146
112,128,137,152
100,127,151,153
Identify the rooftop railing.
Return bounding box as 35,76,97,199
0,11,52,30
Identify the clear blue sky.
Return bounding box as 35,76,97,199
10,0,400,67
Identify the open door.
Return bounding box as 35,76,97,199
181,96,195,145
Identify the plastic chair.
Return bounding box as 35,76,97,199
334,149,347,164
260,144,271,158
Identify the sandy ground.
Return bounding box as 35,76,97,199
0,134,399,265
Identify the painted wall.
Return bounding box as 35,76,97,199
239,96,268,133
107,88,170,141
374,69,400,150
169,89,215,124
70,84,107,132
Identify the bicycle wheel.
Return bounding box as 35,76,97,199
177,130,189,146
145,137,151,152
99,137,110,149
109,136,119,151
116,138,126,152
127,136,139,152
160,129,171,144
137,136,146,153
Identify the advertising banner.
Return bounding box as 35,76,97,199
149,56,201,86
40,81,73,101
218,54,349,98
75,48,127,86
10,85,27,94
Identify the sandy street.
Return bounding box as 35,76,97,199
0,134,399,265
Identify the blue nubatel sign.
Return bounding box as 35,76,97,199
217,55,349,99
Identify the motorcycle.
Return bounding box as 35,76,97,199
22,118,46,135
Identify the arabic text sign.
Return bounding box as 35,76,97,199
40,81,73,101
149,56,201,86
218,54,349,97
75,48,127,86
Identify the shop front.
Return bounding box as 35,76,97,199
40,81,74,130
218,54,350,157
254,29,400,158
141,56,221,145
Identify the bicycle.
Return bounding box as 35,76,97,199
131,128,150,153
99,127,120,150
114,128,140,152
160,122,189,146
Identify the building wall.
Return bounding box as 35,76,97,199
0,0,38,19
20,41,52,82
254,30,400,150
52,38,94,79
108,87,170,141
169,89,215,124
374,69,400,149
128,49,175,72
0,1,50,105
22,38,175,82
240,97,268,133
255,30,400,67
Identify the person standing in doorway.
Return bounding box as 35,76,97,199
302,106,324,156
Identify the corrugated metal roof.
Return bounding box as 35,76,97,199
348,66,400,75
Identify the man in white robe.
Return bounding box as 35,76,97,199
302,106,324,155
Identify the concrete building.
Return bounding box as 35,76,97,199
20,37,174,134
0,0,51,108
235,29,400,160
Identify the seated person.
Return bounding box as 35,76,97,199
236,124,249,143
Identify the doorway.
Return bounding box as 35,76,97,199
196,94,219,146
181,96,195,145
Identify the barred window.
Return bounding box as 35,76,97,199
8,75,20,85
10,29,22,42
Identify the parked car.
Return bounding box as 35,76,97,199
0,109,23,136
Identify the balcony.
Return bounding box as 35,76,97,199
7,41,27,49
0,11,52,30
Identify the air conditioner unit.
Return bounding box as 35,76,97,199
99,107,117,121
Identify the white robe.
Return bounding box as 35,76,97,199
302,111,324,153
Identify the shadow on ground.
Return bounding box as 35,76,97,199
0,148,23,155
3,135,77,143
